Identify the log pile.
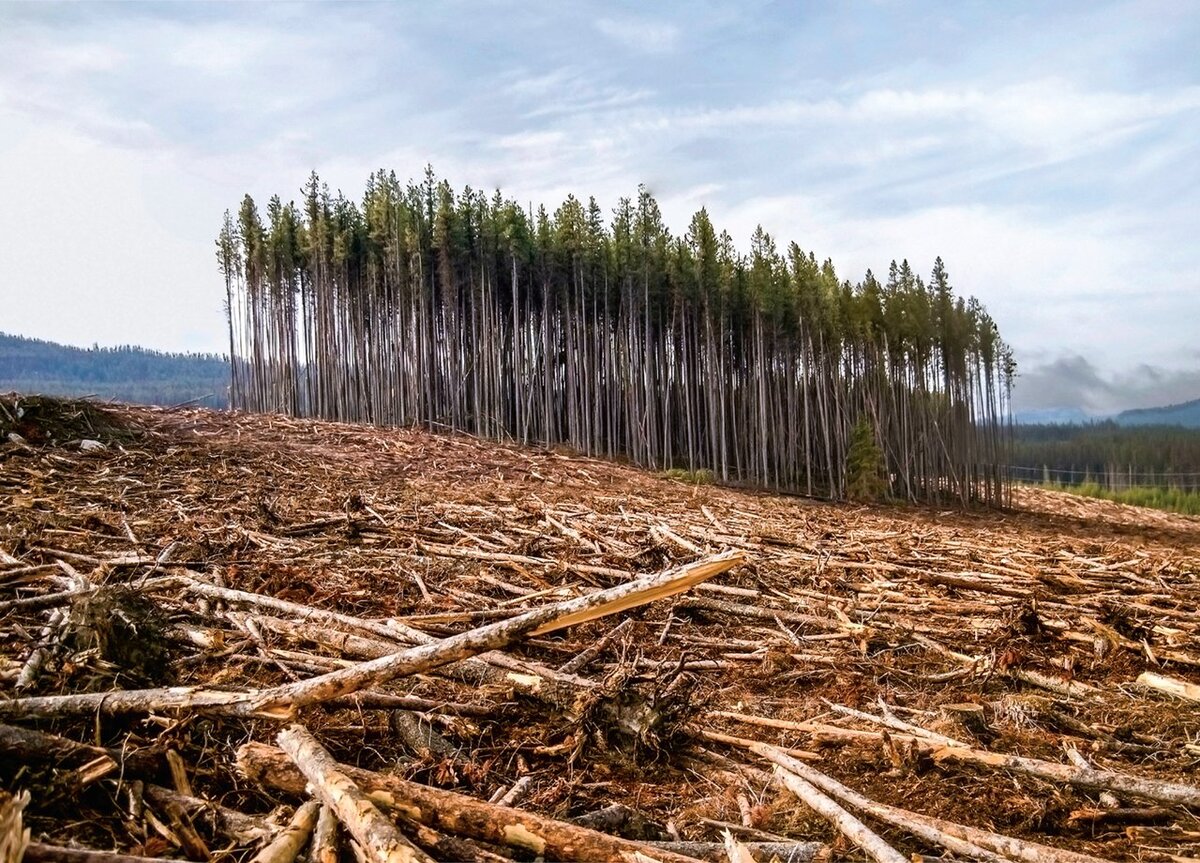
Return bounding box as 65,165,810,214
2,395,1199,863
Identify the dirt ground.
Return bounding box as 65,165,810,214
2,396,1199,863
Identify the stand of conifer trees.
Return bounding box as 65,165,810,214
217,168,1014,505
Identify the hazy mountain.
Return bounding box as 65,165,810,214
1115,397,1200,428
0,332,228,408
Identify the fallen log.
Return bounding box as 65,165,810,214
1136,671,1200,703
0,552,744,720
714,709,1200,808
276,725,433,863
142,785,269,846
22,846,176,863
0,722,160,778
249,801,319,863
235,604,594,707
236,741,707,863
929,743,1200,809
558,617,634,674
310,806,339,863
739,742,1118,863
645,841,823,863
765,765,906,863
178,575,416,644
246,551,742,717
15,609,66,691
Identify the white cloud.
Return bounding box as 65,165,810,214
629,78,1200,172
0,0,1196,414
704,193,1199,375
595,16,679,53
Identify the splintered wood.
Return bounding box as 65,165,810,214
2,396,1200,863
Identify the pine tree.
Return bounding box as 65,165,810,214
218,168,1014,506
846,416,888,502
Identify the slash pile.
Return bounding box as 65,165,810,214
1,395,1199,863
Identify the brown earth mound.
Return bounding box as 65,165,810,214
1,398,1198,863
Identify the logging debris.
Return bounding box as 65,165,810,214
2,396,1200,863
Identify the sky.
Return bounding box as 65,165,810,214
1,1,1198,414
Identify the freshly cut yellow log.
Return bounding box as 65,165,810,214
1137,671,1200,703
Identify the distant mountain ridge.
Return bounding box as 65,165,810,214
1015,396,1200,428
0,332,229,408
1115,396,1200,428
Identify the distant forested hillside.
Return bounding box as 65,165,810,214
0,333,229,408
1116,397,1200,428
1012,421,1200,490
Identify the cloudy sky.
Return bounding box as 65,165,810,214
1,1,1197,413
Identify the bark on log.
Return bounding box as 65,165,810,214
0,723,160,778
766,767,907,863
276,725,434,863
237,741,706,863
645,841,822,863
0,553,742,720
22,845,176,863
248,801,319,863
1136,671,1200,703
715,709,1200,808
310,805,339,863
246,551,743,717
404,822,513,863
747,742,1115,863
0,687,257,720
